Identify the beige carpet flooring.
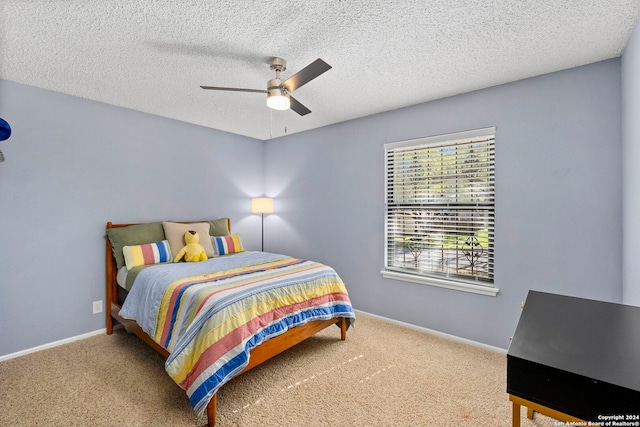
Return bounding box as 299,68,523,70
0,314,557,426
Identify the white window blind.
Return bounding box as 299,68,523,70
384,128,495,291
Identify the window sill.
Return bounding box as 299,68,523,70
380,270,499,297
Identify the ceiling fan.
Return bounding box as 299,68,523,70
200,57,331,116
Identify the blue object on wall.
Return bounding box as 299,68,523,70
0,118,11,141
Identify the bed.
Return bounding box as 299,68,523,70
105,218,355,426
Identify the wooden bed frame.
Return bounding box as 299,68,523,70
105,220,348,426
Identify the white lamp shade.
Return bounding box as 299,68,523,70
252,197,274,214
266,94,290,110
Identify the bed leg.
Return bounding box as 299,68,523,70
106,313,113,335
340,317,347,341
206,394,217,427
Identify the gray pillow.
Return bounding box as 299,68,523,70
208,218,230,236
106,222,165,270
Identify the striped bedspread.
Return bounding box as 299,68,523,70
119,251,355,415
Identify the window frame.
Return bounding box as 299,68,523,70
381,127,498,297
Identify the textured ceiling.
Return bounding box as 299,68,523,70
1,1,639,140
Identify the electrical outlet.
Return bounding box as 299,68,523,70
92,300,103,314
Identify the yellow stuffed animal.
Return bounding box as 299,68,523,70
174,230,208,262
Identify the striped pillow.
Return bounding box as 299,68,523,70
211,234,244,256
122,240,172,271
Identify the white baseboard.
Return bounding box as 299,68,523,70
1,312,506,362
0,328,109,362
354,309,508,354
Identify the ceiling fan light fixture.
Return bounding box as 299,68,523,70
266,80,290,110
267,93,290,110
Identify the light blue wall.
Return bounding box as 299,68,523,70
0,56,628,357
265,59,623,349
623,19,640,306
0,80,264,357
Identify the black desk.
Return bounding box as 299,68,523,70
507,291,640,426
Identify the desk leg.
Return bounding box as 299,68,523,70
512,400,521,427
509,395,588,426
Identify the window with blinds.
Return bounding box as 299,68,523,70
383,128,495,291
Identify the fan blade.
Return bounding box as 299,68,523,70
200,86,267,94
289,96,311,116
281,58,331,93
